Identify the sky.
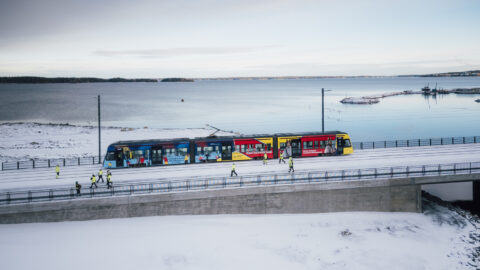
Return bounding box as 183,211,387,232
0,0,479,78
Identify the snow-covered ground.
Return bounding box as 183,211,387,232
0,122,236,162
1,122,479,201
1,122,479,269
0,195,478,270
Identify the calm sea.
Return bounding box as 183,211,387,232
1,77,480,141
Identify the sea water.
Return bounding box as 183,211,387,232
1,76,479,141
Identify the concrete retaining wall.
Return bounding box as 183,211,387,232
0,178,421,224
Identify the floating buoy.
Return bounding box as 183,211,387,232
181,98,184,102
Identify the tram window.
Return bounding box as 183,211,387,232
204,146,213,155
250,144,255,151
178,147,187,156
280,143,286,149
320,141,326,148
303,141,313,149
214,146,220,152
106,151,115,160
314,141,319,148
241,145,246,152
267,144,271,151
344,139,351,147
197,147,201,153
235,145,240,152
255,144,262,152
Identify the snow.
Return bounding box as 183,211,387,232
1,122,479,269
1,123,479,202
0,122,236,162
0,202,478,270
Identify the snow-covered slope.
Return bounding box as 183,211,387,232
0,195,478,270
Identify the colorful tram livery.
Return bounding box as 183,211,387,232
103,131,353,168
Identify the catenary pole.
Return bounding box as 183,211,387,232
98,95,101,164
322,88,324,133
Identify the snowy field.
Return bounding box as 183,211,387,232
0,122,479,269
0,122,236,162
0,197,478,270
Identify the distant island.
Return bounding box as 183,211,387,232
160,78,194,82
198,70,480,80
1,70,479,84
0,76,157,84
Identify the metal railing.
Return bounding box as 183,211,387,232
352,136,480,150
1,135,479,171
1,157,101,171
1,161,479,206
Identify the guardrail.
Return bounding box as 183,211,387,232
1,157,101,171
352,136,480,150
1,161,479,206
1,135,479,171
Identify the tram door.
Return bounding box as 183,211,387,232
151,147,163,165
291,139,302,157
115,149,123,166
336,137,345,155
221,143,232,161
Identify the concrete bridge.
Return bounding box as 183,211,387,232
0,161,479,224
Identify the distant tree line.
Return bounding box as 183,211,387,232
0,76,158,83
160,78,194,82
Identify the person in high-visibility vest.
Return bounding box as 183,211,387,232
107,173,113,189
90,174,97,188
263,152,268,165
279,150,286,164
75,181,82,196
288,157,294,173
98,169,104,183
184,154,189,164
55,165,60,179
231,163,238,177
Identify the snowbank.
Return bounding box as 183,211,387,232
0,196,477,270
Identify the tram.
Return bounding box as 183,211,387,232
103,131,353,168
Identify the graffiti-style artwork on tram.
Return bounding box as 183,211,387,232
103,131,353,168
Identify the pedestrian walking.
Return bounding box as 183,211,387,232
184,154,189,164
107,173,113,189
98,168,104,183
89,174,98,188
263,152,268,165
288,157,294,173
231,163,238,177
55,165,60,179
279,151,285,164
75,181,82,196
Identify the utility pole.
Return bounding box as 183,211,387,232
98,95,101,164
322,88,324,133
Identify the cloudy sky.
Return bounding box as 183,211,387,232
0,0,479,78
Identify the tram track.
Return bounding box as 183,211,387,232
1,143,479,191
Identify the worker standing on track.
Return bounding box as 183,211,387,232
98,168,104,183
231,163,238,177
55,165,60,179
90,174,97,188
75,181,82,196
288,157,294,173
107,173,113,189
263,152,268,165
279,151,285,164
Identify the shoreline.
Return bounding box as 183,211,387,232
340,88,480,104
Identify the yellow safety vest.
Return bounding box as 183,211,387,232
55,166,60,173
91,176,96,183
232,164,236,170
107,174,111,182
99,169,103,175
